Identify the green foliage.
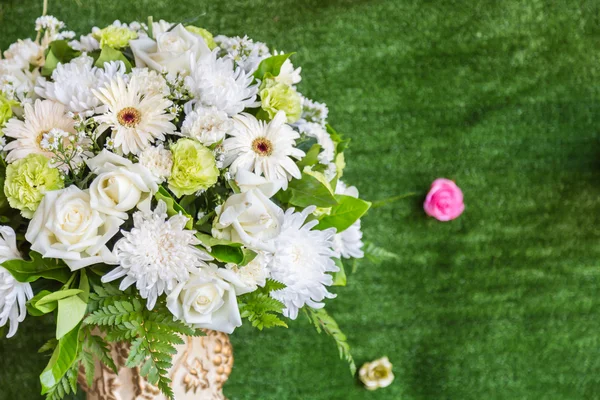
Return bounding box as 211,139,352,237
362,241,400,265
297,143,322,169
238,279,288,330
253,52,294,80
94,45,133,72
286,171,338,208
195,233,257,265
39,325,81,395
326,124,350,155
316,195,371,232
1,251,72,283
331,258,347,286
41,40,81,77
44,365,78,400
155,186,194,229
304,308,356,376
84,285,202,399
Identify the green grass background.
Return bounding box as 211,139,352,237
1,0,600,398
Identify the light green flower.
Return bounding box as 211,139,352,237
185,26,217,50
4,154,64,218
0,165,7,212
0,93,18,128
168,139,218,197
260,80,302,123
94,25,138,49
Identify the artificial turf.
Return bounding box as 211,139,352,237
1,0,600,399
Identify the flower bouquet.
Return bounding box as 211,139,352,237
0,14,384,399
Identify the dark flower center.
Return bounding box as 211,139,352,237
252,137,273,156
117,107,142,127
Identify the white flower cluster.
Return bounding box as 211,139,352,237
0,16,366,339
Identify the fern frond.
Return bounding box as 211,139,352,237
304,307,356,375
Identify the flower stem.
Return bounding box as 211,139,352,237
370,192,419,208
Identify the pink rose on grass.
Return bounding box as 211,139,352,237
424,178,464,221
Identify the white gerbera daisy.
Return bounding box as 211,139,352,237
181,106,232,146
3,99,76,163
103,200,212,310
223,111,304,187
269,206,339,319
93,76,176,155
35,55,114,116
332,181,365,259
0,226,33,338
185,50,259,116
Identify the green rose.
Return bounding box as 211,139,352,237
185,26,217,50
0,93,18,128
4,154,64,218
93,25,138,49
168,139,219,197
260,80,302,123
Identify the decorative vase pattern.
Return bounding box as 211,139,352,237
79,330,233,400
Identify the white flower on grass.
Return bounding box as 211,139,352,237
0,226,33,338
167,264,242,334
138,144,173,183
104,200,212,310
93,76,176,155
185,50,259,116
180,106,232,146
35,55,113,116
129,68,170,98
223,112,304,188
332,181,365,259
269,206,339,319
3,99,76,163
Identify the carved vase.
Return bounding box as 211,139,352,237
79,330,233,400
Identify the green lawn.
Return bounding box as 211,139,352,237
2,0,600,399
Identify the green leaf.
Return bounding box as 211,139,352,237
287,172,338,208
195,232,242,249
1,252,72,283
27,290,57,316
40,324,81,394
155,186,193,229
253,53,294,80
363,242,400,265
297,143,322,169
316,195,371,232
56,295,88,339
304,308,356,375
210,245,257,265
94,46,132,72
36,289,84,306
326,124,350,155
79,270,90,303
332,258,347,286
41,40,80,77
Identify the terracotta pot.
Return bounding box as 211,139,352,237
79,330,233,400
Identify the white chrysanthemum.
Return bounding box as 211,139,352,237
3,99,76,163
332,181,365,259
93,76,176,155
130,68,169,97
35,55,115,116
103,200,212,310
298,122,335,165
214,35,270,73
223,111,304,187
269,206,338,319
0,226,33,338
138,144,173,183
185,50,259,116
181,106,232,146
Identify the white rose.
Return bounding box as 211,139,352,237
166,265,242,334
86,150,159,220
129,24,211,75
25,186,123,271
358,357,394,391
234,170,285,198
212,189,283,252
